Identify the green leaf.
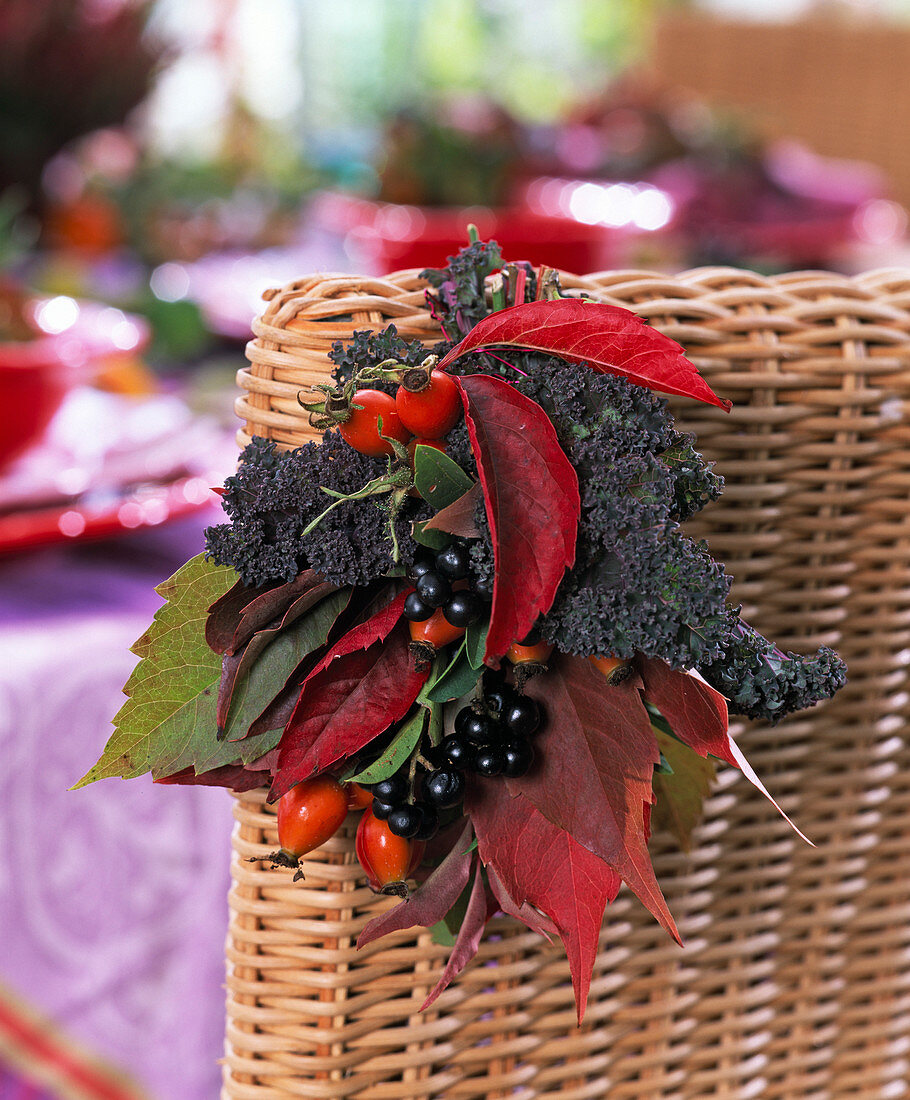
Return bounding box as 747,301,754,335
412,519,451,551
413,445,474,509
465,619,489,670
651,728,716,851
349,708,425,783
220,589,351,743
74,554,263,787
425,641,481,702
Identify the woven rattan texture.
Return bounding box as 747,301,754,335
225,267,910,1099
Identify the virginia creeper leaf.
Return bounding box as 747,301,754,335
302,588,409,685
272,622,427,798
412,445,474,508
651,728,716,851
217,582,343,732
466,781,622,1022
485,863,556,940
358,819,475,948
206,570,331,656
456,374,579,661
637,655,735,766
421,859,490,1011
637,657,811,842
74,554,263,787
438,299,731,410
464,619,488,670
422,481,482,538
518,655,678,941
348,707,426,784
221,588,351,742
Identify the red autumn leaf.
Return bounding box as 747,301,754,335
456,374,579,661
518,655,678,941
271,622,426,799
485,863,556,941
301,588,409,684
466,781,622,1022
638,657,812,843
637,655,736,767
358,819,475,949
421,859,491,1011
438,299,731,411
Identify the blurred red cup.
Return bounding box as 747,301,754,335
0,335,73,472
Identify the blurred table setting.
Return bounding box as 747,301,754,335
0,294,239,1099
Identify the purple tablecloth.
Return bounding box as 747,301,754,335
0,510,235,1099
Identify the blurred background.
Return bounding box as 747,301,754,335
2,1,909,1096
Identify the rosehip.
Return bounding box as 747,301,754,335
355,809,425,896
273,775,349,870
395,369,461,439
339,389,411,457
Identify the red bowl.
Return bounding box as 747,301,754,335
0,336,73,472
313,192,616,275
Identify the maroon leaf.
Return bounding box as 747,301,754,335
205,570,332,655
466,782,622,1022
637,655,735,767
439,299,731,410
422,482,482,538
271,622,427,799
358,819,475,948
421,859,490,1011
205,579,269,654
216,582,340,731
638,657,812,842
518,655,678,941
485,863,556,941
301,588,410,685
154,761,267,792
456,374,579,661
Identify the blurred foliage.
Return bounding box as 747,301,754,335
0,0,165,205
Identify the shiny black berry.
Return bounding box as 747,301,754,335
483,682,515,719
473,575,493,601
435,544,470,580
403,591,433,622
502,739,535,778
373,774,409,804
475,747,505,777
503,696,541,738
414,802,439,840
443,590,483,628
407,557,435,583
371,798,396,821
441,734,475,770
421,768,465,809
416,571,451,609
460,710,496,743
388,804,423,839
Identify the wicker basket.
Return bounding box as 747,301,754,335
225,266,910,1099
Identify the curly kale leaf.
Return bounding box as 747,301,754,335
328,324,444,391
697,618,848,724
204,436,427,587
421,239,503,339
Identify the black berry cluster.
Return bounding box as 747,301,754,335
368,769,465,841
441,674,541,781
402,544,489,628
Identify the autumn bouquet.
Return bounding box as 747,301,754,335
79,240,846,1020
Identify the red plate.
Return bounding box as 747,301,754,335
0,475,218,555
